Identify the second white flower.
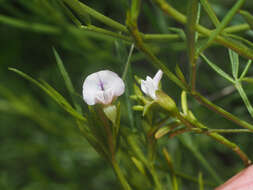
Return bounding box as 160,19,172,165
141,70,163,100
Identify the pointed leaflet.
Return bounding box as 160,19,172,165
200,54,235,83
9,68,87,122
53,48,82,114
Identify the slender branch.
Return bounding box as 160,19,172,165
191,91,253,131
200,0,220,27
81,24,250,45
0,14,60,34
198,0,246,53
112,161,132,190
126,3,253,132
126,6,253,132
174,112,252,167
81,25,132,42
62,0,128,32
153,0,253,60
126,135,163,190
192,128,252,133
122,44,135,80
235,82,253,118
163,148,178,190
186,0,199,90
174,171,216,186
0,14,249,48
224,24,250,33
143,33,180,42
126,10,186,90
133,0,253,135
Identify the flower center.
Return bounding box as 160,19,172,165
97,73,105,91
99,79,104,91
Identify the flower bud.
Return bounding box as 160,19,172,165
155,91,178,113
132,105,144,111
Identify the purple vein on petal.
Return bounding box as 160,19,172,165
97,73,105,91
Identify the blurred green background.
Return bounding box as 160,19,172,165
0,0,253,189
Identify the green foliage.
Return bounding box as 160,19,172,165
1,0,253,190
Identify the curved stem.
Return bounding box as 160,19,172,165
191,91,253,131
174,112,252,167
126,11,186,89
126,7,253,132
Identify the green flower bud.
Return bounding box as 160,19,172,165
132,105,144,111
155,91,178,113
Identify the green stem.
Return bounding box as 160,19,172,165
186,0,199,90
224,24,250,33
235,82,253,118
225,33,253,48
62,0,128,32
207,132,251,166
126,2,253,132
81,24,248,45
126,135,163,190
163,148,178,190
92,23,250,43
62,0,91,25
149,165,163,190
126,6,253,132
142,33,181,42
192,128,252,133
191,91,253,131
239,60,252,80
82,25,132,42
200,0,220,27
126,11,186,90
198,0,246,53
174,171,216,186
174,112,252,166
153,0,253,60
57,0,82,27
126,0,253,141
122,44,135,80
112,161,132,190
0,14,60,34
158,163,216,186
199,172,204,190
82,25,182,43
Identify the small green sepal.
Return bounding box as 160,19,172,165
103,105,117,125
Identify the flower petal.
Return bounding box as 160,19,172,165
83,72,101,105
141,70,163,100
153,70,163,87
141,80,148,94
82,70,125,105
97,70,125,97
94,89,114,105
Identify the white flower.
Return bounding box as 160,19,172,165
141,70,163,99
82,70,125,105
